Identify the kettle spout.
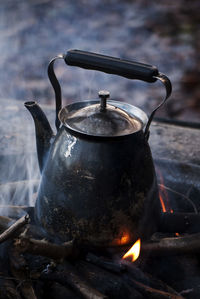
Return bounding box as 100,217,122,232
24,101,54,173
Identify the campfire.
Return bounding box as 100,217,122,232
0,167,200,299
1,51,200,299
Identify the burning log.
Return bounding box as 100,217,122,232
0,214,30,244
142,232,200,255
41,262,107,299
14,237,77,260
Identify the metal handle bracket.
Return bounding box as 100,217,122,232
144,73,172,140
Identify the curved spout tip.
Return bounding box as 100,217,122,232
24,100,53,173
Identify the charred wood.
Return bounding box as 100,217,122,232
0,243,22,299
9,247,38,299
76,260,143,299
41,262,107,299
124,262,180,296
0,277,22,299
142,254,200,298
125,279,184,299
86,252,126,274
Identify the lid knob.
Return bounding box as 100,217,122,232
98,90,110,112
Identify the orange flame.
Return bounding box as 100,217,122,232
159,185,174,214
157,169,173,214
159,194,167,213
157,169,181,236
122,238,141,262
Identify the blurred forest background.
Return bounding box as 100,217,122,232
0,0,200,123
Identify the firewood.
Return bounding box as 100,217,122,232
41,262,107,299
9,247,38,299
0,214,30,244
127,279,184,299
142,233,200,255
123,261,180,296
76,260,143,298
14,237,77,260
86,252,126,273
0,278,22,299
0,245,22,298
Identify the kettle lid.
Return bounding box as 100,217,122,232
59,91,147,137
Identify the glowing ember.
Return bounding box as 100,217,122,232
118,232,130,245
122,238,141,262
114,231,131,246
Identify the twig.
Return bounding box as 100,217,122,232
129,279,184,299
0,214,30,244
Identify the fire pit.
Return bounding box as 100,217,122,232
0,102,200,298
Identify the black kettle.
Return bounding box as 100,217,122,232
25,50,171,247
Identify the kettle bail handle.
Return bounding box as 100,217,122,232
47,50,172,134
144,73,172,140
